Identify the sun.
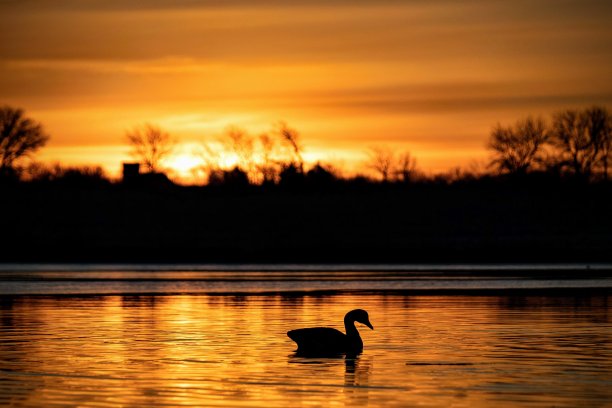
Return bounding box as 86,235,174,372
166,152,202,181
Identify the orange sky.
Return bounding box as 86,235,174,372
1,1,611,180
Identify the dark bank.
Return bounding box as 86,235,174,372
2,178,611,264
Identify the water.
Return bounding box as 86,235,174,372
0,265,611,407
1,263,611,295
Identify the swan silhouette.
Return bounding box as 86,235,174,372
287,309,374,356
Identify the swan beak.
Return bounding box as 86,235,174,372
365,320,374,330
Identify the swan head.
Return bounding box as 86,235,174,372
346,309,374,330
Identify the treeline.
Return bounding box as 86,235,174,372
1,104,611,190
2,104,612,263
488,106,611,181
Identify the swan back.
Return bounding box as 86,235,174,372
287,327,347,355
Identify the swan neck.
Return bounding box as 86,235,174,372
344,316,359,337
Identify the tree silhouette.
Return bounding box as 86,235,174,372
367,146,395,182
223,126,256,181
257,133,279,184
23,163,109,187
306,163,337,186
550,107,611,180
395,151,417,182
0,106,49,176
208,166,249,187
277,122,304,173
583,106,611,180
279,163,305,187
126,123,174,173
487,116,548,175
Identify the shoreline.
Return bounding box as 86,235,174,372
3,184,611,265
2,267,611,296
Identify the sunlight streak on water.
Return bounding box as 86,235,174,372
1,294,611,407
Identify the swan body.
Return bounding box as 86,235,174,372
287,309,373,355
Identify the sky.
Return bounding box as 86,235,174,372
1,0,611,180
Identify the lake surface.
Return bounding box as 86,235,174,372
1,265,611,407
1,263,611,295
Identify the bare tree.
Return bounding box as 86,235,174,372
487,116,548,175
194,141,223,185
395,151,417,182
277,122,304,173
223,126,255,178
549,107,611,180
257,133,279,184
583,106,612,180
126,123,174,172
0,106,49,175
367,146,395,181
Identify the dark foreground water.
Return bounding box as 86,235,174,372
0,265,611,407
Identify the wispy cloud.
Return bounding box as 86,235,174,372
2,1,610,62
4,0,612,13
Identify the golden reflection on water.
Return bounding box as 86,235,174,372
0,294,611,407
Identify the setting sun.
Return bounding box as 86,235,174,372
166,151,203,181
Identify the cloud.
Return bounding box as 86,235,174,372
1,1,610,63
313,92,612,115
2,56,610,118
3,0,612,13
0,0,446,12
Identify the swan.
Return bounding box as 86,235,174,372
287,309,374,356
